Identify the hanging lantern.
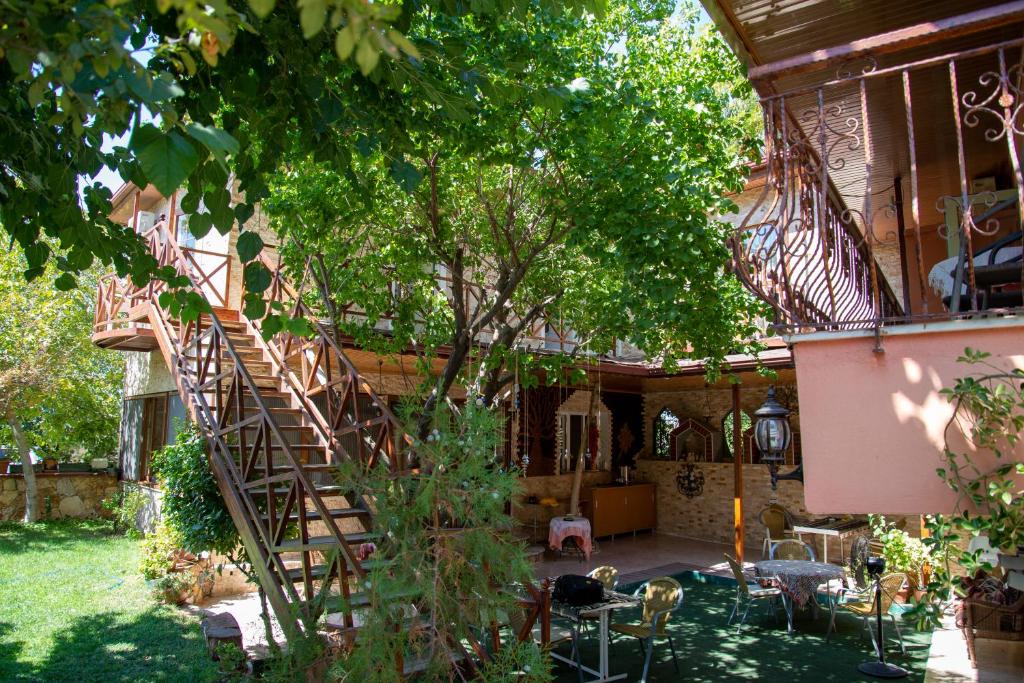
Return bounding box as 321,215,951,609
753,385,792,489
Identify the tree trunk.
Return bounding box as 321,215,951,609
9,418,37,523
568,389,598,517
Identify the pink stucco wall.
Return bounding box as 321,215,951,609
792,320,1024,514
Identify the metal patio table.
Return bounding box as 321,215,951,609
551,590,641,682
791,518,868,563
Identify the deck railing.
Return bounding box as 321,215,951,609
734,37,1024,332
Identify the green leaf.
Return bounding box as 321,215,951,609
53,273,77,291
247,0,275,18
130,125,199,197
285,317,314,336
185,123,239,164
356,37,380,75
243,262,271,293
299,0,327,38
188,212,213,239
236,231,264,263
390,159,422,193
243,293,267,320
335,25,356,61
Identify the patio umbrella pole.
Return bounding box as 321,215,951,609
856,575,907,679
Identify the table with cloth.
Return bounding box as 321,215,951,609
754,559,846,633
548,516,593,560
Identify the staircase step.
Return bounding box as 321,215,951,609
273,532,379,552
284,558,390,583
260,507,368,524
247,484,346,496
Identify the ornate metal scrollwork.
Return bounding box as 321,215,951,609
675,454,705,499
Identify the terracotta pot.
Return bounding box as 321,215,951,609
0,458,9,474
43,457,58,471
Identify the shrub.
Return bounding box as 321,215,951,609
140,523,185,580
150,422,239,558
101,484,147,538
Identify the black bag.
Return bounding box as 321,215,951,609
553,574,604,606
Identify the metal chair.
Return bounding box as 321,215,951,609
827,572,907,655
508,604,584,683
609,577,684,683
770,539,816,561
724,554,784,632
580,566,620,634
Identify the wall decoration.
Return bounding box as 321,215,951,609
675,455,705,498
668,417,715,462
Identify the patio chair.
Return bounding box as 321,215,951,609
817,534,871,607
580,566,620,634
826,572,907,656
769,539,816,561
724,554,783,632
759,506,796,558
609,576,684,683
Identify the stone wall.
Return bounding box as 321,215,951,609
0,473,119,521
123,350,177,398
635,460,807,549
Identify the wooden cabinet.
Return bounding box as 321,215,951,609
587,484,657,538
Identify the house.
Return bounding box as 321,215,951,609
92,0,1024,649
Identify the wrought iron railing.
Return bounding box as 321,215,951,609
734,36,1024,331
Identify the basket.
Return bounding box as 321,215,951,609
963,594,1024,641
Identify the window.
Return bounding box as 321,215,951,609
176,214,197,249
652,409,679,459
558,413,591,473
721,410,752,460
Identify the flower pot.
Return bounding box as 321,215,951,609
0,458,9,474
90,457,109,471
43,458,57,472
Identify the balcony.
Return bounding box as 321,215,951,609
726,23,1024,512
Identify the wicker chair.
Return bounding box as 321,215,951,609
759,506,790,558
770,539,816,561
609,577,684,683
724,554,783,632
827,572,907,655
580,566,620,633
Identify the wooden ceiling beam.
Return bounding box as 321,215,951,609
747,1,1024,83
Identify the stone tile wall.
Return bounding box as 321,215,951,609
635,459,808,548
0,473,119,521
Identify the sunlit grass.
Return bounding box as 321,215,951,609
0,520,218,682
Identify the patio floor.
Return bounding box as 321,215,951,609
533,531,763,584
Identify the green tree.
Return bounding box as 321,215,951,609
0,248,123,522
265,1,764,435
1,0,596,320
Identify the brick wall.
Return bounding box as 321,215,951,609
0,473,119,521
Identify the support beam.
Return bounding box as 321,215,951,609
733,383,744,564
748,1,1024,83
894,177,913,316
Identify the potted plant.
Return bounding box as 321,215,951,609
0,456,9,474
90,456,109,471
870,515,934,601
42,456,58,471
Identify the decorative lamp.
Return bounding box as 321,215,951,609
753,386,792,490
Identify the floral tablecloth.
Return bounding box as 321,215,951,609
548,516,593,559
754,560,845,607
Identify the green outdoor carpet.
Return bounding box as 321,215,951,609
551,573,933,682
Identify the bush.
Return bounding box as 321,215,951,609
150,422,239,558
100,484,147,538
140,523,185,580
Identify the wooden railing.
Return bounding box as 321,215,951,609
253,251,413,477
92,226,230,336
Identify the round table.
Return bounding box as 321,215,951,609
754,560,845,607
548,516,593,559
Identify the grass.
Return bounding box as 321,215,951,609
552,573,934,682
0,520,218,683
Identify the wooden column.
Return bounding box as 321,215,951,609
733,382,744,564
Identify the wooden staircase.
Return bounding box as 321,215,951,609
92,222,409,638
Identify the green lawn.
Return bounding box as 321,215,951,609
0,520,218,682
